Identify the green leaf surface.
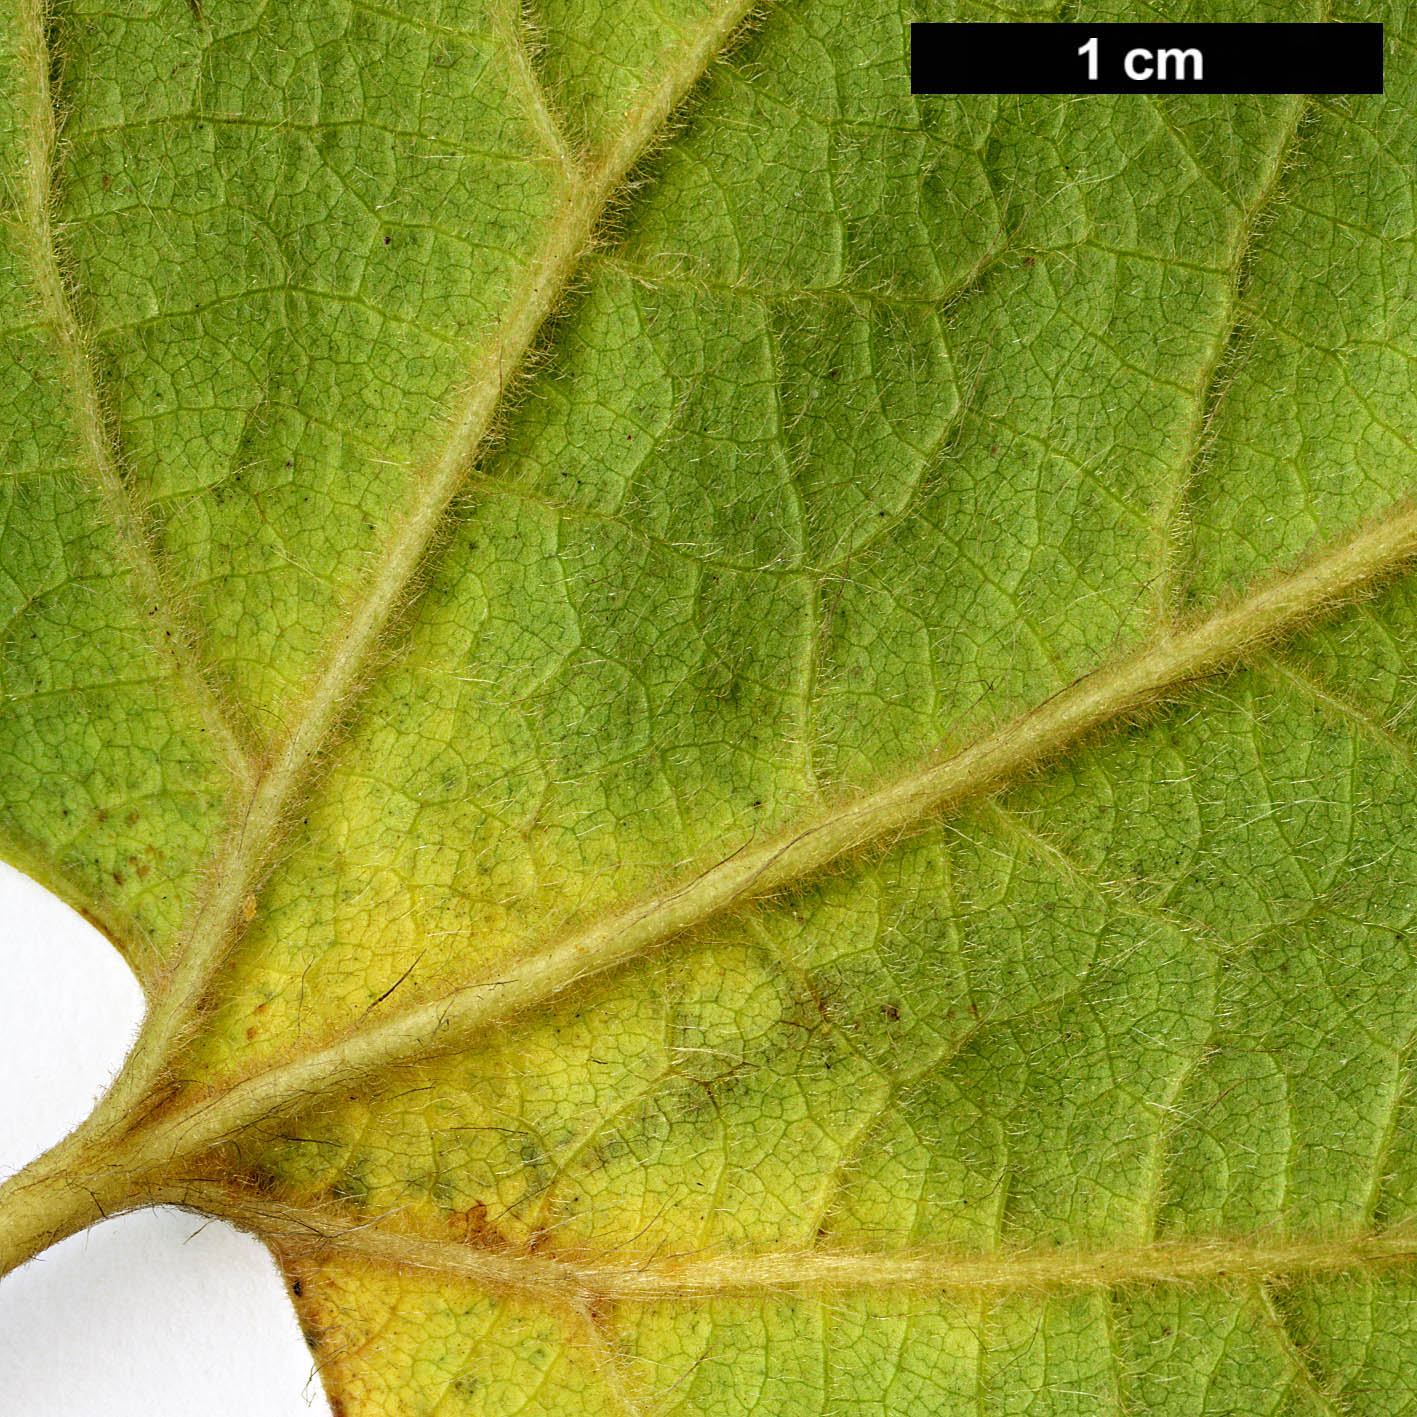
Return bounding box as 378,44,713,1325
4,0,1417,1413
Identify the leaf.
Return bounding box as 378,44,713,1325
3,0,1417,1412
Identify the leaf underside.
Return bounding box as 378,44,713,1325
4,0,1417,1412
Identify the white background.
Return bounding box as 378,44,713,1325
0,860,330,1415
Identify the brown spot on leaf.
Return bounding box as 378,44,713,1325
452,1199,510,1250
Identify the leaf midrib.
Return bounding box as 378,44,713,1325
114,502,1417,1188
170,1182,1417,1305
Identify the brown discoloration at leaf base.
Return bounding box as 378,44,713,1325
272,1250,331,1360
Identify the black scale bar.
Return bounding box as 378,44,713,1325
910,22,1383,96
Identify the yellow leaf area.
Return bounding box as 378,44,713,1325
7,0,1417,1413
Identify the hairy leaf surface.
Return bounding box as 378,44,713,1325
4,0,1417,1413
